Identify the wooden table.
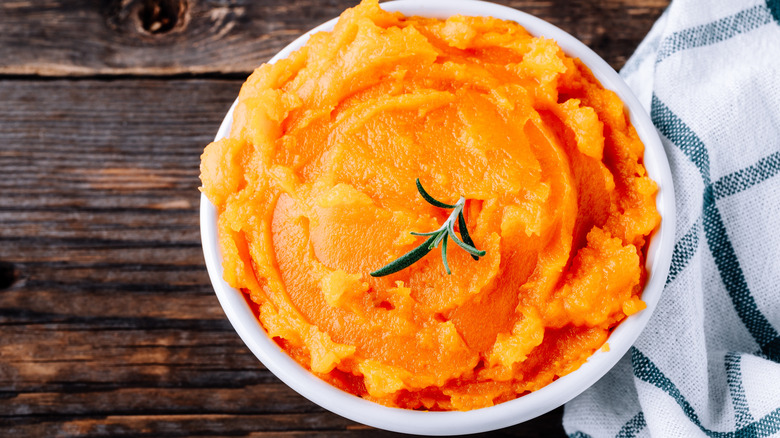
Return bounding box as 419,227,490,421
0,1,668,436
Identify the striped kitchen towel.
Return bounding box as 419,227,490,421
564,0,780,437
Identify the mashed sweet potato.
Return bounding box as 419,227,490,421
200,0,660,410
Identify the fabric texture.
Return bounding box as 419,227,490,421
563,0,780,436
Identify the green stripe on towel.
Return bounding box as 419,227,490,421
768,0,780,24
667,217,702,286
713,151,780,199
656,4,773,63
632,347,780,437
725,352,755,428
616,412,647,438
652,95,780,361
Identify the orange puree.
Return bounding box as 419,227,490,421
200,0,660,411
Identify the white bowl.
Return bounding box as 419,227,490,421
200,0,676,435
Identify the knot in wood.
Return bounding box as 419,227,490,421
140,0,188,34
104,0,189,37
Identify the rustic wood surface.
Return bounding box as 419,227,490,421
0,1,669,436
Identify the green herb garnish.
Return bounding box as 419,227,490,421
370,179,485,277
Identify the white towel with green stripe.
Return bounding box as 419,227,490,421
564,0,780,437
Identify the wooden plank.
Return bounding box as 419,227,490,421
0,325,273,392
0,410,565,437
0,79,238,331
0,0,670,76
1,411,565,437
0,78,565,436
0,413,354,436
2,385,318,416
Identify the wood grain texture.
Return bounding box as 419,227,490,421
0,79,566,436
0,0,670,76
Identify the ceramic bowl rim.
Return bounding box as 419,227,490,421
200,0,676,435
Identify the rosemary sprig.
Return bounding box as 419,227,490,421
370,179,485,277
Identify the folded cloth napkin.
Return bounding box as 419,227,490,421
563,0,780,436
